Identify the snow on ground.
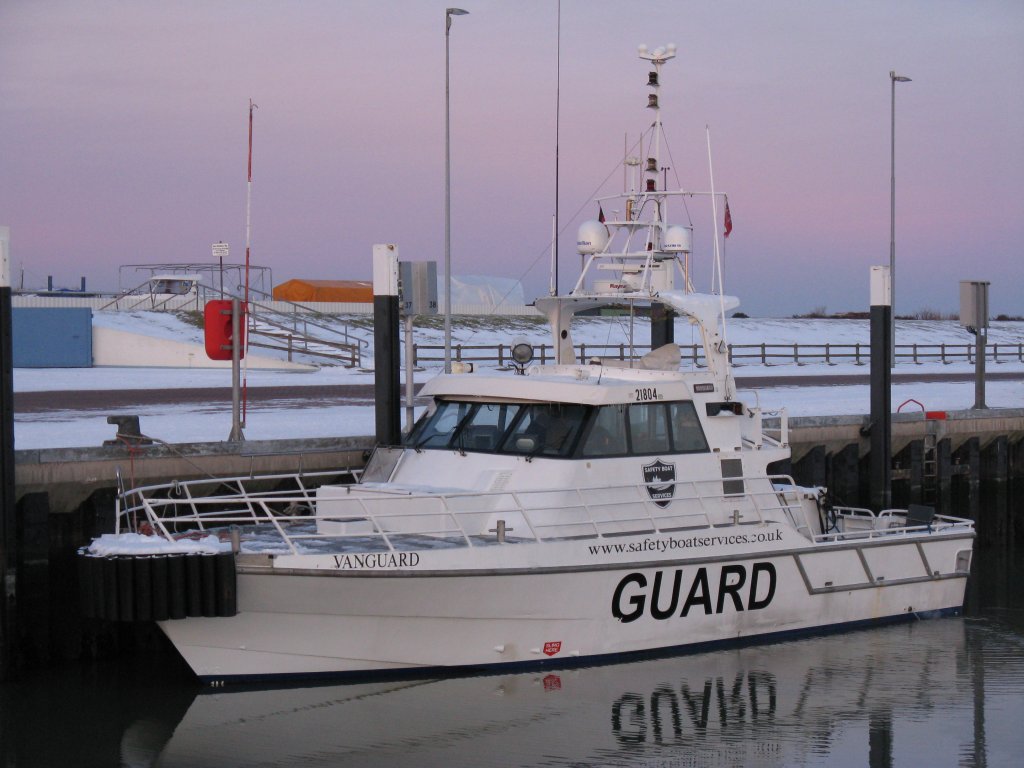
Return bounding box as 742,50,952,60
16,402,379,449
14,379,1023,451
12,313,1024,450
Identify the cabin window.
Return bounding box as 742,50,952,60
453,403,522,452
406,399,707,459
628,403,672,454
500,403,587,457
581,401,708,457
668,401,710,453
408,400,474,449
581,404,628,457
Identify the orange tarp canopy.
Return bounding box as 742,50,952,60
272,279,373,303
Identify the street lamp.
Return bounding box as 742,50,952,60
890,70,911,367
445,7,469,374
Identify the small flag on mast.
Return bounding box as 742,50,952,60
723,201,733,239
598,205,606,223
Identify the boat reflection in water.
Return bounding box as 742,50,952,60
143,617,1019,768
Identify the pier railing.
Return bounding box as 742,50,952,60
410,341,1024,368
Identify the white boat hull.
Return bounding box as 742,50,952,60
159,531,973,683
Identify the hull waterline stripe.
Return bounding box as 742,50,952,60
192,607,965,687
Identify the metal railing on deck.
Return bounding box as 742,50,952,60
116,471,808,556
815,505,974,544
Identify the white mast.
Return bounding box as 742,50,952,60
638,43,676,255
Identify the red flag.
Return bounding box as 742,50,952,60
723,201,733,238
598,205,606,223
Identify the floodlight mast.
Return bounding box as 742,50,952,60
444,7,470,374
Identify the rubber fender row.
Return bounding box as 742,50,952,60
77,551,237,622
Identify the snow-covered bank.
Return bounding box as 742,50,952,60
13,378,1024,451
12,313,1023,449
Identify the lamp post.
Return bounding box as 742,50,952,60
889,70,911,367
445,7,469,374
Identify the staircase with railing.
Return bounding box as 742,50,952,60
242,286,370,368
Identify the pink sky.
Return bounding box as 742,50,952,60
1,0,1022,316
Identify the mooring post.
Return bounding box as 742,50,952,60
373,244,401,446
869,266,893,510
0,225,16,680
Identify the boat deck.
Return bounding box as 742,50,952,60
100,470,974,559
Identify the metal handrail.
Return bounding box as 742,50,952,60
813,504,974,544
116,471,805,553
410,341,1024,368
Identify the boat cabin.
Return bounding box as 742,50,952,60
407,397,709,459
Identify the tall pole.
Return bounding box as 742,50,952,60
242,100,257,428
889,71,911,368
245,99,256,307
553,0,561,296
1,226,16,679
444,8,469,374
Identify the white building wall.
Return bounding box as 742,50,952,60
92,326,315,371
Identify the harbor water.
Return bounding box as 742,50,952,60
2,541,1022,768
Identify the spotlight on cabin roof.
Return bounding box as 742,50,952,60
510,339,534,374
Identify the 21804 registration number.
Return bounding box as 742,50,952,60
634,387,661,402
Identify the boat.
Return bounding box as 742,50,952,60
78,44,975,684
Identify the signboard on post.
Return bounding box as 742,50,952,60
399,261,438,316
959,280,990,409
212,242,230,259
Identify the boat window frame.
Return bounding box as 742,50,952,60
406,399,476,449
498,402,589,458
406,398,710,459
579,403,629,458
451,401,524,453
667,400,711,454
580,400,710,458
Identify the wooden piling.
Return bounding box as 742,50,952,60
953,438,982,537
981,436,1010,548
793,445,827,489
828,444,860,507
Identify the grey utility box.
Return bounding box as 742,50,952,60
959,280,990,331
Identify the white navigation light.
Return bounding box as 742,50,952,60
510,338,534,375
577,219,610,255
663,225,692,253
511,339,534,365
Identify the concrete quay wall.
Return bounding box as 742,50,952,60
6,409,1023,669
13,407,1024,526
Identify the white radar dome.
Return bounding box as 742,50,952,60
663,225,692,253
577,220,610,255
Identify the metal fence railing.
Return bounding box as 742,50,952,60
410,341,1024,368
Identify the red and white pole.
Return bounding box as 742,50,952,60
242,100,257,427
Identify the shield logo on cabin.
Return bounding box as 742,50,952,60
643,459,676,508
